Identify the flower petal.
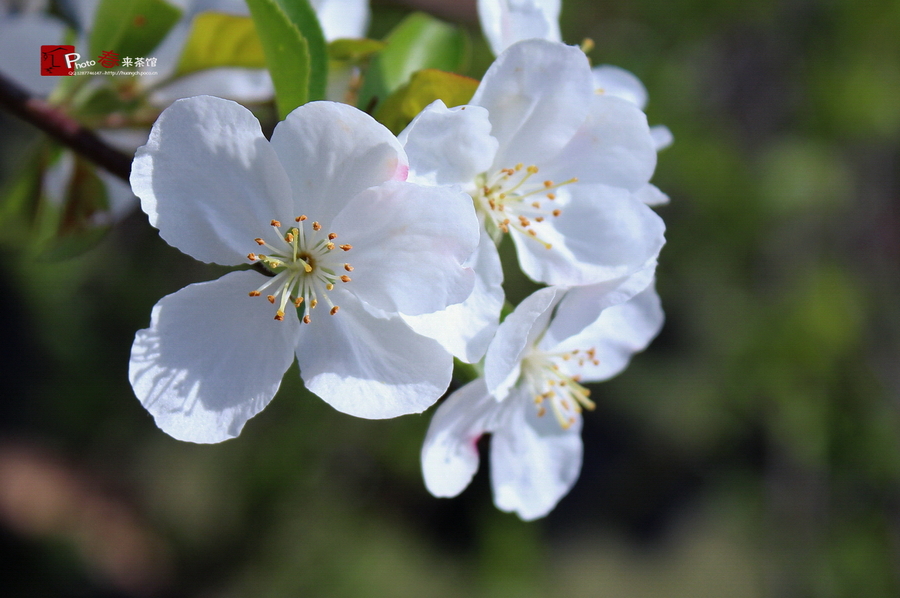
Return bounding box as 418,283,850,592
490,387,583,520
270,101,408,228
512,184,666,286
651,125,674,151
311,0,370,41
296,296,453,419
131,96,294,265
477,0,562,57
540,260,657,349
128,270,300,444
471,39,593,169
150,68,274,106
484,286,563,399
398,100,499,187
421,378,499,497
402,227,505,363
332,181,479,316
553,282,664,382
541,94,657,192
592,64,648,109
634,183,670,206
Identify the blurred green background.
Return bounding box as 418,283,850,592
2,0,900,596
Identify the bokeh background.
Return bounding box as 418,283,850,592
3,0,900,596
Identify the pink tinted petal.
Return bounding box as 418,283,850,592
295,296,453,419
131,96,294,265
270,101,407,228
129,270,300,444
421,378,500,497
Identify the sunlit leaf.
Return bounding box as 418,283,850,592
375,69,478,134
245,0,310,119
273,0,328,101
175,12,266,77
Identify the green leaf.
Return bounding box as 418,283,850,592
89,0,182,62
375,69,478,134
175,12,266,77
360,12,469,110
328,38,386,62
273,0,328,101
245,0,310,119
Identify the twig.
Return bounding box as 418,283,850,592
0,71,132,182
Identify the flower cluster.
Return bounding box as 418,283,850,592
125,0,669,520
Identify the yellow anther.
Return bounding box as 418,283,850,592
527,165,539,174
274,310,284,321
326,283,334,291
310,299,318,308
535,217,545,222
532,201,541,208
340,244,352,251
255,238,265,245
537,407,546,417
547,193,556,200
270,220,281,227
552,209,561,217
294,297,304,307
302,315,311,324
249,291,261,297
312,221,321,231
296,215,307,222
326,242,335,250
340,275,351,283
515,163,523,171
544,180,553,188
344,264,353,272
285,232,294,243
247,253,257,261
328,233,337,240
267,295,276,304
330,306,339,315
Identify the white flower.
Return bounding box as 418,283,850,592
477,0,561,56
421,270,663,520
592,64,673,206
399,39,665,361
128,95,479,443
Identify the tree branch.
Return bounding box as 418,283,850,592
0,71,132,182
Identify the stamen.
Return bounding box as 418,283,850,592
330,306,339,315
270,220,281,227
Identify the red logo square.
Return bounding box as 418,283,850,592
41,45,76,76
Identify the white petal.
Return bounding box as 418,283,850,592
332,181,479,316
131,96,294,265
402,227,505,363
512,184,666,286
592,64,648,109
270,101,408,228
634,183,670,206
540,261,656,349
296,296,453,419
490,387,583,520
477,0,562,56
0,14,67,96
471,39,593,169
310,0,370,41
651,125,674,151
128,270,300,444
484,286,562,399
150,68,274,106
542,94,657,192
398,100,499,187
554,282,664,382
421,378,499,497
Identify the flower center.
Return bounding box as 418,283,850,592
472,163,577,247
521,347,599,430
246,217,353,322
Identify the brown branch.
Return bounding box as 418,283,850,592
0,71,132,182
